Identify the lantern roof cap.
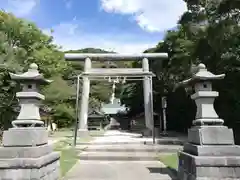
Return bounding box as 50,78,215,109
179,63,225,86
9,63,52,84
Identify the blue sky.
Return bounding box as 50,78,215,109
0,0,187,53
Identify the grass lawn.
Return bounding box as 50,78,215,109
158,153,179,170
54,140,79,177
53,130,105,177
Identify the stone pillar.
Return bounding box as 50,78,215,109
0,63,60,180
78,57,91,137
178,63,240,180
161,96,167,134
142,58,153,135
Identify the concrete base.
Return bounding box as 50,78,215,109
0,128,60,180
178,125,240,180
178,151,240,180
0,151,60,179
3,127,48,147
188,126,234,145
183,143,240,156
77,129,90,138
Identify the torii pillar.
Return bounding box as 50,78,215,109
78,58,91,137
142,58,153,135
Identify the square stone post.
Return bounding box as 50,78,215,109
178,63,240,180
0,63,60,180
142,58,153,135
78,57,91,137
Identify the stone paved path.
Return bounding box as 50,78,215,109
63,130,180,180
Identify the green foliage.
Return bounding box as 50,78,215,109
120,82,144,116
53,103,75,128
2,2,240,136
43,76,75,104
42,76,76,127
158,153,178,170
0,11,126,129
53,140,79,177
0,11,69,129
120,0,240,135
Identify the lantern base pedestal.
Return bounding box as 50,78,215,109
2,127,48,147
178,125,240,180
183,143,240,156
188,126,234,145
0,128,60,180
178,151,240,180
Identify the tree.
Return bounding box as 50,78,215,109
120,0,240,134
0,11,68,130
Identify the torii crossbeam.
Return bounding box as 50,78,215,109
65,53,168,140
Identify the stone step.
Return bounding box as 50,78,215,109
83,148,181,153
77,141,145,145
156,139,184,145
78,151,171,161
148,139,185,145
77,138,184,145
63,160,178,180
103,133,142,138
77,144,182,153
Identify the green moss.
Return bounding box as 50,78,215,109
53,130,106,177
58,148,79,177
54,140,79,177
158,153,178,170
53,134,97,177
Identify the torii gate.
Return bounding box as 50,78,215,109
65,53,168,139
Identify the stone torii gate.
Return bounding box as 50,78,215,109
65,53,168,137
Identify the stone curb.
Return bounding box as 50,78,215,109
78,155,158,161
80,148,182,153
77,142,145,145
76,140,185,145
147,139,185,145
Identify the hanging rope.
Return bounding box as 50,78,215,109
108,76,126,104
110,80,116,104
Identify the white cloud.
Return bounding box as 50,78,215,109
43,20,158,53
100,0,187,32
2,0,38,17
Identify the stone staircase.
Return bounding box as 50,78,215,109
65,131,179,180
77,143,182,161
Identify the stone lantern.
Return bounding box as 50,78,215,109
178,63,240,180
9,63,52,128
0,63,60,180
180,63,225,126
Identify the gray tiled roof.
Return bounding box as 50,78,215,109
88,109,105,118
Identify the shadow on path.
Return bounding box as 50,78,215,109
147,166,178,180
